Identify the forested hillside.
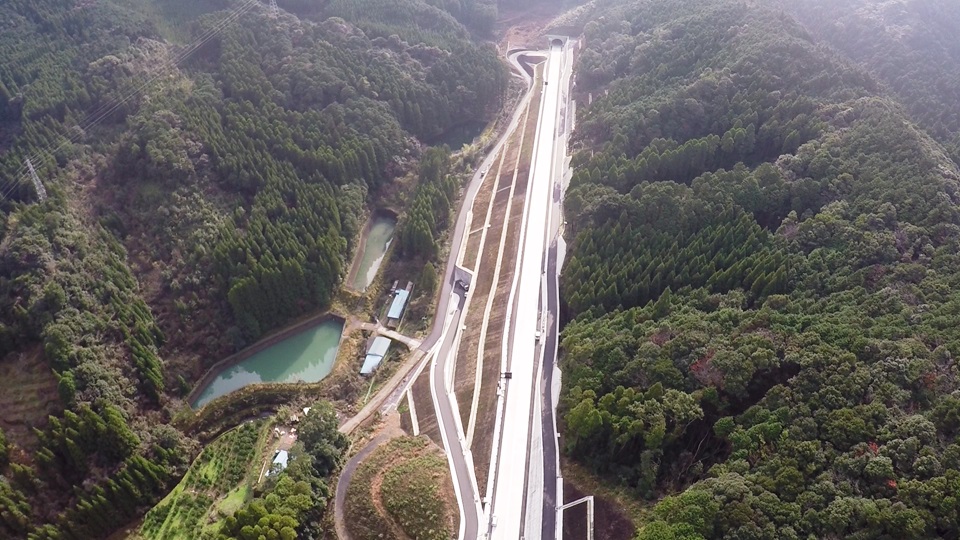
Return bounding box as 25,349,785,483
0,0,505,537
560,0,960,538
770,0,960,163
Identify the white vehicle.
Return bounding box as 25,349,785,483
535,331,542,341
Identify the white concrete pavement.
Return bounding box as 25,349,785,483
488,42,567,540
425,43,548,540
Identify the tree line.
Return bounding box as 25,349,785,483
398,147,458,260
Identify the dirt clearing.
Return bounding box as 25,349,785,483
498,1,568,50
0,346,61,451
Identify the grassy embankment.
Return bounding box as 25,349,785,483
344,436,455,540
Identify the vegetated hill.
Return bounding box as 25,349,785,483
769,0,960,162
560,0,960,538
0,0,505,537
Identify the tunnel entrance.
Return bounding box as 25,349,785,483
551,38,564,48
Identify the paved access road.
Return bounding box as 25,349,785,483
420,52,538,356
488,42,568,540
429,285,483,540
333,433,390,539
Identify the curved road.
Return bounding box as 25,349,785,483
425,49,549,540
333,433,390,540
418,48,544,540
429,289,481,540
488,42,567,540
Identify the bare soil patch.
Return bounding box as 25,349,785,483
560,456,651,540
410,368,441,445
453,115,525,430
498,1,568,50
562,479,637,540
0,346,61,451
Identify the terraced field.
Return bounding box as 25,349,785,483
136,421,268,540
0,346,61,450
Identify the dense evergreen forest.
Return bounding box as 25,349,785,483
771,0,960,163
0,0,505,537
560,0,960,538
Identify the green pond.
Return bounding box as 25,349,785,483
192,319,344,408
353,214,396,291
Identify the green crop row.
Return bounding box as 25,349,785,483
138,421,266,540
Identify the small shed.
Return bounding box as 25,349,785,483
269,450,289,476
361,336,392,375
386,289,410,328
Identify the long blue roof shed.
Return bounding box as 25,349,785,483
387,289,410,319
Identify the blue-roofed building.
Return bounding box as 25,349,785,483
361,336,392,375
386,287,411,328
368,335,392,357
269,450,288,476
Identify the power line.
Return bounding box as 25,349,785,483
47,0,259,151
0,0,263,203
74,0,260,136
25,159,46,202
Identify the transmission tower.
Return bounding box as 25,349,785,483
269,0,278,18
26,159,47,202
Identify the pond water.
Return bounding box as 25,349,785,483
353,214,396,291
192,319,344,408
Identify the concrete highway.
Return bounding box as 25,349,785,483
488,41,568,540
333,40,573,540
539,40,575,540
419,44,546,540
